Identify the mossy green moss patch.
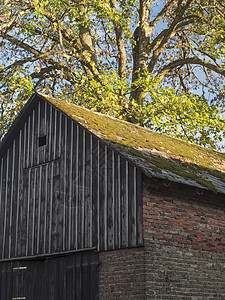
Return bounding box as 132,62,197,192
44,94,225,192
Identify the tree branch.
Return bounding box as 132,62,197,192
0,57,35,75
109,0,127,80
17,0,101,79
148,0,194,72
149,0,177,30
0,10,26,32
158,57,225,80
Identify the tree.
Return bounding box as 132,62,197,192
0,0,225,148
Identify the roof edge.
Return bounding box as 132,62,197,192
0,92,40,156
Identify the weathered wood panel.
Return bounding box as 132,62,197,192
0,96,143,259
0,251,99,300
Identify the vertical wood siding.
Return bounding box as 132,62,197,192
0,98,143,259
0,251,98,300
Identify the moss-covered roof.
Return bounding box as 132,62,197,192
41,93,225,193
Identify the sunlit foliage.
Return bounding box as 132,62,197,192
0,0,225,149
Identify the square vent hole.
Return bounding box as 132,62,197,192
38,135,46,147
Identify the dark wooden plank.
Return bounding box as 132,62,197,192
91,136,98,248
61,114,67,251
118,154,122,249
0,155,6,258
0,158,4,258
74,124,80,250
10,136,19,258
65,255,75,300
50,103,56,161
36,166,42,254
38,99,47,164
20,169,28,256
17,128,25,258
77,126,84,249
48,163,54,253
85,130,91,248
0,253,2,298
39,102,45,163
65,118,71,250
120,157,127,248
128,164,136,247
52,107,58,161
9,262,14,298
125,161,129,247
27,168,35,255
89,252,99,300
81,129,86,249
2,151,8,258
57,255,65,300
4,146,13,259
26,258,47,300
26,260,36,299
57,113,65,251
14,131,21,257
13,261,28,298
30,108,35,167
104,145,108,250
44,163,51,253
33,167,40,255
136,168,143,245
82,252,90,300
8,139,15,258
21,121,29,256
42,258,48,300
68,121,74,250
52,160,61,252
48,257,59,300
33,102,39,166
55,109,61,159
0,261,7,299
71,122,78,250
75,253,82,300
44,102,50,163
48,104,53,162
107,148,114,250
113,153,119,249
99,143,106,250
26,115,31,168
39,165,47,253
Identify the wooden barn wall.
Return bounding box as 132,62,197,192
0,98,143,259
0,250,99,300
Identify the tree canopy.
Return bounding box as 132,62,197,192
0,0,225,149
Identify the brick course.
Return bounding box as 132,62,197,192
143,177,225,299
99,247,146,299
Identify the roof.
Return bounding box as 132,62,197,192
1,92,225,194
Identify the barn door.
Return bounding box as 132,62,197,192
12,262,28,300
0,251,99,300
57,252,99,300
0,259,47,300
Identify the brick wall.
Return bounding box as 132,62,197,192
143,177,225,299
98,247,146,299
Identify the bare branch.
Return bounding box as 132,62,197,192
0,57,34,74
158,57,225,80
0,33,41,57
0,10,26,32
149,0,177,30
148,0,194,72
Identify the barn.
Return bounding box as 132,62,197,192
0,92,225,299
